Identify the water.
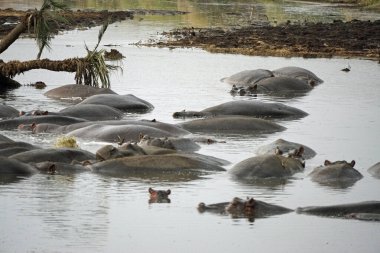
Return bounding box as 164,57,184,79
1,1,380,253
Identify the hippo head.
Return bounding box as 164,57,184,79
18,123,37,133
138,135,175,150
225,197,255,216
34,162,57,174
324,160,356,168
148,188,171,203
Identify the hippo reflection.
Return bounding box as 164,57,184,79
198,197,292,220
309,160,363,188
149,188,171,203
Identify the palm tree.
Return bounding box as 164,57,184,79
0,0,119,89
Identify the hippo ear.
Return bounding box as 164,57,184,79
275,146,283,155
166,189,171,195
297,146,304,156
148,188,155,194
47,164,56,174
350,160,356,167
252,84,258,91
247,198,255,207
43,111,48,115
324,160,331,166
19,111,25,116
31,123,37,133
139,133,144,140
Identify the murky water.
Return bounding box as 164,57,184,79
1,1,380,253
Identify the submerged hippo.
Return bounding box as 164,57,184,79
0,141,41,157
96,143,148,161
9,148,96,164
0,105,19,119
138,134,200,152
272,66,323,86
0,157,38,176
58,104,124,121
198,197,292,220
33,161,90,175
66,124,176,143
179,116,285,134
256,138,316,159
89,154,225,180
230,150,305,180
173,100,308,120
368,162,380,179
44,84,117,101
77,94,154,112
149,188,171,203
0,115,88,130
220,69,274,87
296,201,380,218
250,76,313,94
309,160,363,188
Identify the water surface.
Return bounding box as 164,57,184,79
1,1,380,253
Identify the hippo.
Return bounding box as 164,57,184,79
198,197,292,220
251,76,313,93
9,148,96,164
77,94,154,112
173,100,308,120
272,66,323,86
44,84,117,101
229,151,305,180
138,134,200,152
33,161,90,175
179,116,285,134
58,104,124,121
89,154,225,180
220,69,274,87
19,110,50,116
96,143,148,161
65,124,176,143
148,188,171,203
296,201,380,218
0,104,19,119
256,138,316,159
308,160,363,188
0,157,38,176
0,115,88,130
368,162,380,179
0,141,41,157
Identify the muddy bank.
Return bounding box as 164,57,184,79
0,8,188,38
148,19,380,60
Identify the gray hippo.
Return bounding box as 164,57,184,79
30,119,191,136
250,76,313,93
308,160,363,188
9,148,96,164
0,115,88,130
33,161,90,175
220,69,274,87
96,143,150,161
368,162,380,179
0,157,38,176
256,138,316,159
138,134,200,152
58,104,124,121
198,197,292,220
179,116,285,134
0,141,41,157
0,104,19,119
272,66,323,86
77,94,154,112
229,151,305,180
296,201,380,218
173,100,308,120
44,84,117,101
65,124,176,143
89,154,225,180
148,188,171,203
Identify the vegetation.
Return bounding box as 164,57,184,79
54,136,79,148
0,0,119,89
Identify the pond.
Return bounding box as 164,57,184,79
1,1,380,253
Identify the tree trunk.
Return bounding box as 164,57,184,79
0,58,82,78
0,14,32,54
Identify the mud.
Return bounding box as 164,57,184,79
149,19,380,61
